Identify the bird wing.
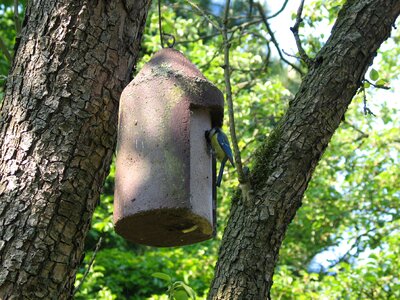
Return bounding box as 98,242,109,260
217,131,235,166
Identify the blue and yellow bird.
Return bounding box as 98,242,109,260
206,127,235,187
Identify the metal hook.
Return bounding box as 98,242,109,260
163,33,176,48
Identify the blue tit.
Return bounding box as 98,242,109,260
207,127,235,187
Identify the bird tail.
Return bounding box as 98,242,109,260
228,156,235,167
216,158,227,187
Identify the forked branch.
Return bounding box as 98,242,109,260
256,2,304,75
290,0,313,66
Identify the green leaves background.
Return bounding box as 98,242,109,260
1,1,399,299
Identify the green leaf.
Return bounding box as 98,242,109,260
369,68,380,81
152,272,172,282
363,81,370,88
375,79,387,86
174,290,189,300
180,282,196,299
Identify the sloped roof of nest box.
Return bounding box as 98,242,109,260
136,48,224,127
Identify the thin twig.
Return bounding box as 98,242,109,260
176,19,261,45
290,0,313,66
176,32,220,45
222,0,247,187
342,120,369,138
73,236,103,295
256,3,304,75
200,45,223,69
0,37,13,63
282,49,302,60
231,15,260,21
14,0,21,34
246,31,272,71
364,78,390,90
325,228,375,270
326,224,400,270
265,0,289,20
186,0,221,32
229,19,263,36
361,85,376,116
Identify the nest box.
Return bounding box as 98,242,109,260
114,48,224,247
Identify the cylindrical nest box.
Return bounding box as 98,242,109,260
114,48,224,247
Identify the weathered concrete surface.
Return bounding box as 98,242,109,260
114,49,224,246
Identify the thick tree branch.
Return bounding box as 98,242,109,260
0,0,152,298
209,0,400,298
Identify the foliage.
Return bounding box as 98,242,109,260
0,6,15,98
151,272,196,299
0,0,399,299
74,245,215,299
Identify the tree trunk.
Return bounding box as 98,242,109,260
0,0,151,298
209,0,400,299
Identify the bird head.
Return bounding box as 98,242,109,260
207,127,220,140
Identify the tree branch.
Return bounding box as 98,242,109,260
209,1,400,298
342,120,369,139
282,49,302,60
265,0,289,20
325,224,400,270
176,19,261,45
290,0,313,66
73,236,103,295
364,78,391,90
14,0,21,34
0,37,13,63
200,45,223,69
222,0,250,193
256,2,304,75
361,85,376,116
186,0,221,32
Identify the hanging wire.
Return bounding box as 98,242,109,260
158,0,164,48
158,0,176,48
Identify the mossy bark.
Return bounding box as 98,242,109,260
209,0,400,299
0,0,151,298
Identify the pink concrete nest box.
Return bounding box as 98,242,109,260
113,48,224,247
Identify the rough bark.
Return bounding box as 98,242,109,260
209,0,400,299
0,0,151,298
